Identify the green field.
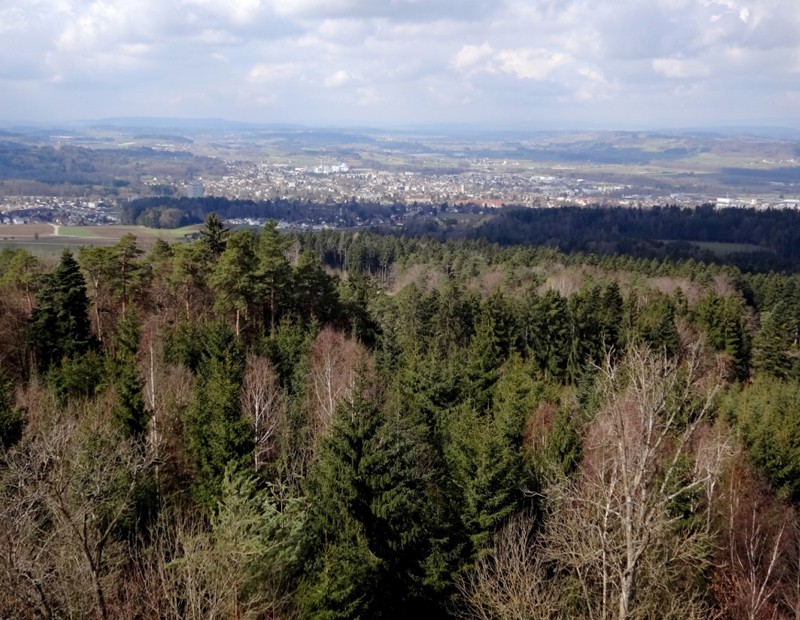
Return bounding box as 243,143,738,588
660,240,771,256
690,241,770,256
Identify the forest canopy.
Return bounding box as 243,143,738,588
1,216,800,618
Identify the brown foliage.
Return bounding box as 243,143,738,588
306,327,369,442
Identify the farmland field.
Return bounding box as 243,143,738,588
0,223,202,256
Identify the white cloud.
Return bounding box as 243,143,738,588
356,86,380,105
652,57,710,78
324,69,351,87
452,43,493,72
248,62,299,82
495,48,571,80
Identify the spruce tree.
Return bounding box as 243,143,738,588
185,322,252,507
29,249,94,373
753,303,793,378
301,381,444,617
199,212,230,258
111,312,149,437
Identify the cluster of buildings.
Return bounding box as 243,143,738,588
0,196,117,225
198,159,656,208
198,158,800,211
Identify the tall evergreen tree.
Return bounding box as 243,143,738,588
199,212,230,258
209,230,259,336
301,380,445,618
185,322,253,507
29,249,94,373
256,221,293,334
111,312,149,437
753,303,793,379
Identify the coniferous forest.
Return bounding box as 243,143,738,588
4,215,800,618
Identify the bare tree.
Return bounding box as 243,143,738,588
241,355,287,470
0,416,155,619
541,344,725,620
306,328,367,441
713,465,792,620
458,513,562,620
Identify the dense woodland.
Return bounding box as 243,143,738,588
3,215,800,618
125,198,800,272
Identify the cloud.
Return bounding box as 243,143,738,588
248,62,299,82
452,43,493,72
652,57,710,78
324,69,351,87
0,0,798,127
495,48,572,80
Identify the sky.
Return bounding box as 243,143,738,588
1,0,799,130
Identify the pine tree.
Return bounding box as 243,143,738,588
209,230,258,336
112,234,143,315
293,251,340,325
256,221,293,334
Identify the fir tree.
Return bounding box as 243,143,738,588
199,212,229,258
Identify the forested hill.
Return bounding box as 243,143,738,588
442,205,800,271
471,205,799,254
126,197,800,271
3,220,800,617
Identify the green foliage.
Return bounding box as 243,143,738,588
184,322,253,508
726,375,800,500
209,230,259,334
752,303,793,379
444,356,534,558
294,251,341,326
535,405,583,481
0,372,23,448
694,293,751,380
567,286,604,380
47,349,107,404
110,312,149,437
634,294,679,355
199,212,229,257
210,466,306,615
163,313,204,371
301,382,446,617
256,221,293,334
524,290,570,380
29,249,95,373
258,316,317,394
464,315,503,412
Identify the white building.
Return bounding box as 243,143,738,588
187,180,204,198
